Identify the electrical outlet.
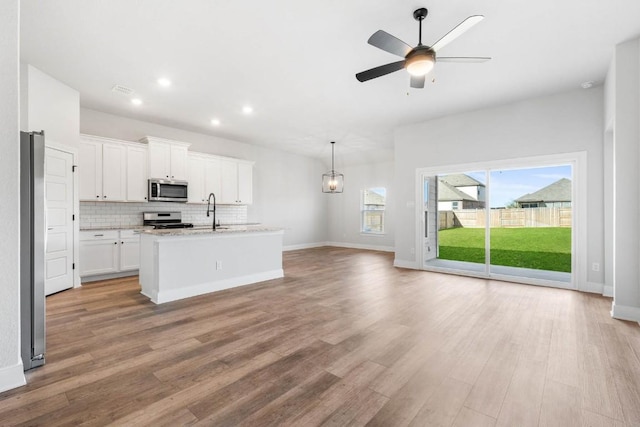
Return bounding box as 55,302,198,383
592,262,600,272
216,260,222,270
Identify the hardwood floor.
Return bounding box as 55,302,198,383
2,247,640,426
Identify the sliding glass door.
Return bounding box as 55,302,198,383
488,166,572,281
420,157,577,289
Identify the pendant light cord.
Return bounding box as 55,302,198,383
331,141,335,172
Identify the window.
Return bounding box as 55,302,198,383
451,201,459,210
362,187,386,234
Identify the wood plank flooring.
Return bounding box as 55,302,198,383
2,247,640,426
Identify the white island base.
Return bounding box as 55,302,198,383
139,227,284,304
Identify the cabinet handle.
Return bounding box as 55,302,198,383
94,234,104,237
96,195,99,198
121,241,124,244
103,195,107,199
114,242,118,245
47,227,54,230
144,197,147,200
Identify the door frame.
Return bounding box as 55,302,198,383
415,151,587,291
46,141,80,288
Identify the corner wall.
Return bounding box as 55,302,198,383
80,108,328,248
608,37,640,322
0,0,26,392
394,87,604,288
21,65,80,147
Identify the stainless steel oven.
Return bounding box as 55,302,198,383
148,179,188,202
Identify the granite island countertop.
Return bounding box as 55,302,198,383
141,225,283,236
80,225,153,231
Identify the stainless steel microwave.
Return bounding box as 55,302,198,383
148,179,188,202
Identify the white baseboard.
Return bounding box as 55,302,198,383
283,242,327,251
393,259,419,269
603,285,613,297
151,269,284,304
582,281,604,295
81,270,138,283
0,361,26,394
325,241,394,253
611,302,640,324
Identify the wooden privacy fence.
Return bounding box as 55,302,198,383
439,207,572,229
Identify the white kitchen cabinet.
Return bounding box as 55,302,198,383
220,158,253,204
78,139,102,201
187,154,222,204
204,157,222,201
119,230,141,271
187,155,206,203
79,135,142,202
142,137,190,181
101,143,127,201
170,144,188,181
237,162,253,205
80,229,142,278
126,145,148,202
79,231,119,276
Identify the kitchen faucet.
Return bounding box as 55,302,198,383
206,193,217,230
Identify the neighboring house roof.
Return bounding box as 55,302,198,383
438,181,477,202
364,189,385,206
516,178,572,203
440,174,485,188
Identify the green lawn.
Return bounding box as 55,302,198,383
437,227,571,272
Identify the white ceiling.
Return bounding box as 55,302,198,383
20,0,640,164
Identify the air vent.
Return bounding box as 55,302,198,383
111,84,135,96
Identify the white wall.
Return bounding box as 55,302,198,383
0,0,26,393
327,161,395,251
394,87,605,286
608,37,640,321
21,65,80,148
80,108,328,248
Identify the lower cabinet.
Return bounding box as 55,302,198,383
119,230,141,271
80,229,141,279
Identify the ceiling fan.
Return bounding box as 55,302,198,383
355,8,491,88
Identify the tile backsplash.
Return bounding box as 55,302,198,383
80,202,248,229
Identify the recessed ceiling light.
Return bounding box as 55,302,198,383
581,81,594,89
242,105,253,114
157,78,171,87
131,98,143,106
211,119,221,126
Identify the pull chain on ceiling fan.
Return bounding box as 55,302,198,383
356,7,491,88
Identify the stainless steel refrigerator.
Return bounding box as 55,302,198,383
20,130,46,370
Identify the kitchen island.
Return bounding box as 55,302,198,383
139,225,284,304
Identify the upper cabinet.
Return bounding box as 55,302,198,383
79,135,147,202
79,134,253,205
79,136,126,202
125,145,148,202
141,136,190,181
220,158,253,205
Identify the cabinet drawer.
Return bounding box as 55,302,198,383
80,230,119,241
120,229,143,239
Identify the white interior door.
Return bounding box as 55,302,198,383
423,175,438,264
45,147,74,295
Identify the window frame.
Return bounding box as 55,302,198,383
361,187,386,235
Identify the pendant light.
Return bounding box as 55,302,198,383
322,141,344,193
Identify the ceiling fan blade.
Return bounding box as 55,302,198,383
368,30,413,58
410,75,425,89
437,56,491,63
356,60,405,82
431,15,484,52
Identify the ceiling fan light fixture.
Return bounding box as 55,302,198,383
406,52,435,77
